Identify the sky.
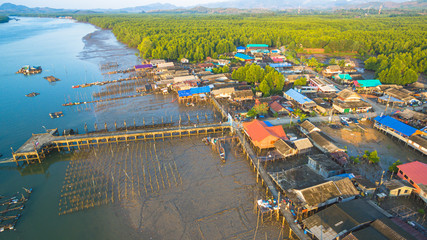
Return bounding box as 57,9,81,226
0,0,221,9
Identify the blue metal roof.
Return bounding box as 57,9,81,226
263,121,273,127
284,89,313,105
374,115,418,137
234,53,254,60
269,63,292,68
237,46,246,50
178,86,211,97
190,86,210,94
178,89,192,97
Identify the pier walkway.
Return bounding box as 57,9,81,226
6,123,230,165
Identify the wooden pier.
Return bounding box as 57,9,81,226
7,124,231,166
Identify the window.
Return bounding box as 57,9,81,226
405,190,408,193
410,180,414,185
399,170,403,174
404,175,408,179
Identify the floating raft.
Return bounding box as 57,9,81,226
16,65,42,75
25,92,40,97
44,76,60,82
49,111,63,119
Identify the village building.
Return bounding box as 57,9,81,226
313,98,333,115
342,217,419,240
307,154,343,178
210,87,235,99
269,62,292,70
232,89,254,101
299,120,321,135
384,88,420,105
292,138,313,154
323,65,342,77
177,86,210,103
353,177,377,195
269,164,325,191
236,46,246,53
394,109,427,128
269,101,289,115
149,59,166,66
382,179,414,197
157,62,175,69
294,178,359,211
283,89,317,112
274,139,297,158
242,120,288,150
180,58,189,64
246,44,269,51
397,161,427,194
377,95,406,106
200,73,229,83
332,73,352,84
309,78,339,93
234,53,254,62
302,199,395,240
134,64,153,71
333,89,372,113
353,79,382,93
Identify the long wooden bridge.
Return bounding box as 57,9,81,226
5,123,231,165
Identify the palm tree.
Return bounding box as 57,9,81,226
299,113,307,121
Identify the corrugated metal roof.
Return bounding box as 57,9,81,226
269,62,292,68
246,44,269,48
237,46,246,49
354,79,382,88
397,161,427,185
374,115,417,137
177,86,210,97
284,89,313,105
234,53,254,60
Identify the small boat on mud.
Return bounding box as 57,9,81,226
71,85,80,89
49,111,64,119
25,92,40,97
219,144,226,163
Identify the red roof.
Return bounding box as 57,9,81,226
269,101,286,112
243,120,288,149
397,161,427,185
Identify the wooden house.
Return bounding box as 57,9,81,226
232,89,254,101
382,179,414,197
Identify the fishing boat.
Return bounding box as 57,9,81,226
186,102,195,107
72,85,80,89
219,144,226,163
49,111,64,119
62,103,74,106
25,92,40,97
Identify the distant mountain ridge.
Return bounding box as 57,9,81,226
0,0,426,14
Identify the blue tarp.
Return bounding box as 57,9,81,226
374,115,418,137
284,89,313,105
263,121,273,127
237,46,246,50
285,107,294,112
269,62,292,68
334,173,355,179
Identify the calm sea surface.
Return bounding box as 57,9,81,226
0,17,154,239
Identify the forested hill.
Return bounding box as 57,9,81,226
0,15,9,23
75,14,427,84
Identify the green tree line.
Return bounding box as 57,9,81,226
74,14,427,84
